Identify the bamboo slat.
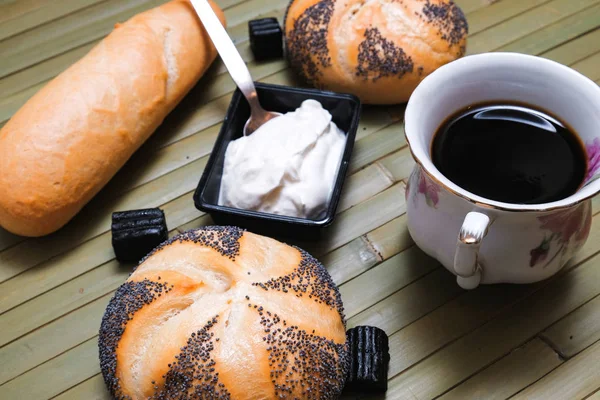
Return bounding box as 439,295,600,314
0,0,290,79
0,258,129,349
301,183,407,257
458,0,497,14
224,0,288,27
336,159,395,214
352,216,600,400
0,230,21,254
365,214,413,258
215,0,252,10
0,43,94,97
437,339,563,400
540,295,600,358
0,338,101,399
498,6,600,56
0,0,47,22
0,0,268,27
467,0,600,54
53,375,110,400
378,148,415,185
594,196,600,214
0,13,256,105
511,340,600,400
0,81,45,124
0,0,108,41
0,0,166,78
324,216,412,287
588,391,600,400
339,248,438,319
348,266,461,329
572,51,600,81
467,0,550,35
541,28,600,66
0,294,111,384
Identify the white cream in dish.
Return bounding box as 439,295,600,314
218,99,347,219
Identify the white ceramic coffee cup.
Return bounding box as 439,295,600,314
404,52,600,289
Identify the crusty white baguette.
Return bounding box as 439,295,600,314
0,0,225,237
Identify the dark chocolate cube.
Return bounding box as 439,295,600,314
346,326,390,392
249,18,283,61
111,208,168,263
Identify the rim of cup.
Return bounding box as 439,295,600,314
405,52,600,213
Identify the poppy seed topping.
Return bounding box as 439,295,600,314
99,279,174,399
285,0,334,87
99,227,347,399
252,247,346,324
420,0,468,50
356,27,414,82
150,316,231,399
252,305,348,399
284,0,468,104
139,226,244,267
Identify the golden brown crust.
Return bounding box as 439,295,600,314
0,0,225,237
99,227,348,399
284,0,468,104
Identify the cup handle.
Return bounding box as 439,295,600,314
454,212,492,290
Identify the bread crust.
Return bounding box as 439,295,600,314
99,227,348,399
284,0,468,104
0,0,225,237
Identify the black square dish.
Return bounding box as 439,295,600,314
194,82,361,240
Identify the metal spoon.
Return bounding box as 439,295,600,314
190,0,281,136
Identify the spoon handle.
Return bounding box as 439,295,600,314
189,0,261,110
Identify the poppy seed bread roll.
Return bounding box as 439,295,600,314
284,0,468,104
99,226,349,399
0,0,225,237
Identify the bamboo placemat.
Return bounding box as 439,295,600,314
1,0,600,398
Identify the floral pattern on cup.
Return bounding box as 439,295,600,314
530,203,591,268
586,137,600,182
416,169,441,208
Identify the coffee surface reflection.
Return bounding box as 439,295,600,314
431,103,587,204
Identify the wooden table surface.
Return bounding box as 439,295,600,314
1,0,600,399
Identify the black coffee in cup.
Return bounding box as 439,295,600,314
431,102,587,204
